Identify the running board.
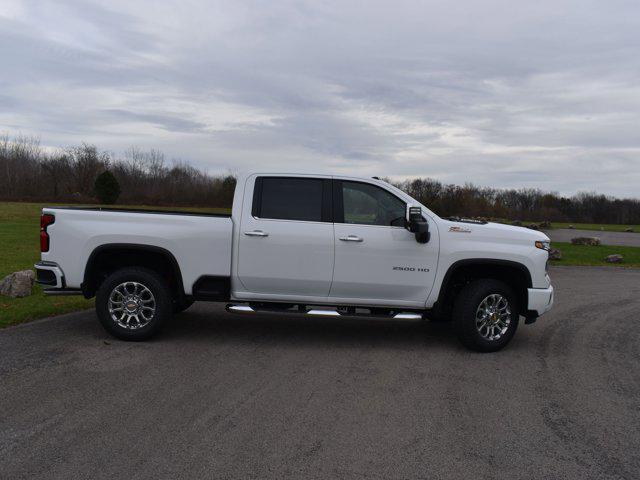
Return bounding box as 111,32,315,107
226,304,423,320
43,288,83,296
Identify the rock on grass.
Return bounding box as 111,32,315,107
0,270,35,298
549,248,562,260
571,237,601,246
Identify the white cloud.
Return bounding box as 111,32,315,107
1,0,640,196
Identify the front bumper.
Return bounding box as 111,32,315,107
527,285,554,316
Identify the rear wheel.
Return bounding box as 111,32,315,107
453,279,519,352
96,267,172,341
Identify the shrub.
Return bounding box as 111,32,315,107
94,170,121,204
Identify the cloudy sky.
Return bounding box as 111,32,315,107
1,0,639,197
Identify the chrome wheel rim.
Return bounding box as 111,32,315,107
108,282,156,329
476,294,511,341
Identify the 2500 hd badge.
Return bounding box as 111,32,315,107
393,266,430,272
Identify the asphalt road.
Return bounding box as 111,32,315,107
545,229,640,247
1,266,639,480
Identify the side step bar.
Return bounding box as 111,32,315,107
43,288,83,296
226,304,423,320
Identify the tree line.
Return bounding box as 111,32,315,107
395,178,640,224
1,133,639,224
0,134,235,208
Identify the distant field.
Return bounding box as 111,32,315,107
550,222,639,232
0,202,230,328
2,202,639,328
550,241,640,268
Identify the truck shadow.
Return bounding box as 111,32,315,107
163,305,461,351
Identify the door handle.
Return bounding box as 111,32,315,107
244,230,269,237
339,235,363,242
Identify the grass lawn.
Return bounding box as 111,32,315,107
550,222,639,233
0,202,230,328
550,241,640,268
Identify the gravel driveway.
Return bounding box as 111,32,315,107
1,266,639,480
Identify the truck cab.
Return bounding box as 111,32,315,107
36,172,554,352
232,174,440,308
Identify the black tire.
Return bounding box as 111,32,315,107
95,267,172,341
452,279,519,352
172,297,195,314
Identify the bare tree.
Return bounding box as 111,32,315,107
66,144,109,196
41,154,71,199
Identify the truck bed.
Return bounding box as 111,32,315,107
41,207,233,295
48,206,231,217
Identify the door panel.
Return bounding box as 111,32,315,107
331,223,437,304
237,176,334,297
330,180,438,305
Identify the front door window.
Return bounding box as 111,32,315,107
341,181,406,227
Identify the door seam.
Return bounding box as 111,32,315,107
327,221,337,297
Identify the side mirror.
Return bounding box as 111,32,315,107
406,205,430,244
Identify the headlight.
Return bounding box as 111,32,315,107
535,240,550,251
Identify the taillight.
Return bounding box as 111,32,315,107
40,214,55,252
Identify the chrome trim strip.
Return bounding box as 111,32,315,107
393,312,423,320
307,309,341,316
226,304,256,313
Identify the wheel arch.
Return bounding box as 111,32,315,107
82,243,185,299
435,259,532,315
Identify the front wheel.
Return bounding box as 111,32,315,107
452,279,519,352
96,267,172,341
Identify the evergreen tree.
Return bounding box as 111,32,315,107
94,170,121,204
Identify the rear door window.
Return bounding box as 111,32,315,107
253,177,327,222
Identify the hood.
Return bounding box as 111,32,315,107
442,219,550,244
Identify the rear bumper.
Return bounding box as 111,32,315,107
34,262,65,289
527,285,554,316
35,262,84,295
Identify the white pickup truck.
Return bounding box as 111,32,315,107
35,172,554,351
